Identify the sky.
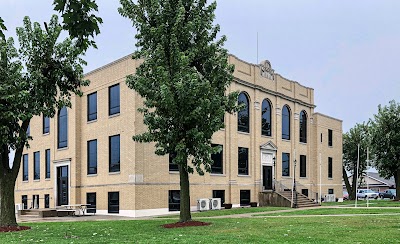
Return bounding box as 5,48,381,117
1,0,399,134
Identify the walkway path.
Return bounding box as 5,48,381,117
17,205,400,223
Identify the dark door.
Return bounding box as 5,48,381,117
263,166,273,190
57,166,69,206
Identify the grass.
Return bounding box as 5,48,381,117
1,215,400,243
256,207,400,216
158,206,289,218
322,199,400,207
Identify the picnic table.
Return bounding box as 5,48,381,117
61,204,91,216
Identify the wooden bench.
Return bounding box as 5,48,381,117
56,209,76,217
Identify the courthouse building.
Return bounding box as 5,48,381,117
15,54,342,217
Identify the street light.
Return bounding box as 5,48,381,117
293,158,297,208
273,156,276,191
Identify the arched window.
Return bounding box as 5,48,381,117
237,92,250,133
261,99,272,136
299,110,307,143
282,105,290,140
58,107,68,148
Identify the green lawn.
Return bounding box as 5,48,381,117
1,215,400,243
256,207,400,216
158,206,289,218
322,200,400,207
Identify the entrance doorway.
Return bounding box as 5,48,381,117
57,165,69,206
263,166,273,190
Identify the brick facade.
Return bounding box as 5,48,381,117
15,54,342,217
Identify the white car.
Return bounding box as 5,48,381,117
357,189,378,199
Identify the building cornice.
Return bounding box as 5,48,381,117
313,112,342,122
233,77,316,109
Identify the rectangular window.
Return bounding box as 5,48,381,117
320,133,322,143
328,189,334,194
109,84,120,116
240,190,251,206
44,194,50,208
238,147,249,175
22,154,28,181
86,192,97,214
300,155,306,178
87,92,97,121
212,190,225,207
169,152,178,172
169,190,180,211
22,195,28,209
328,157,333,178
301,189,309,197
211,144,223,174
282,152,290,177
108,192,119,213
45,149,50,179
88,139,98,175
328,129,333,146
109,135,120,172
34,151,40,180
43,116,50,134
27,124,30,137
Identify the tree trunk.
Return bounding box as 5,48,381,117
350,167,358,200
0,171,18,226
178,163,192,222
342,166,353,199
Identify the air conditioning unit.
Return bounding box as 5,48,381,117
324,194,336,202
209,198,221,210
197,198,210,211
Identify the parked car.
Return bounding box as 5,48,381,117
343,191,349,200
357,189,378,199
379,189,397,199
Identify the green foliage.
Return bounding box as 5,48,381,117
0,17,6,40
119,0,239,175
53,0,103,51
0,15,89,152
343,122,370,175
369,100,400,179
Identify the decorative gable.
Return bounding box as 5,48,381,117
260,141,278,151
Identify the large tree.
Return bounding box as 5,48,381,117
342,123,370,200
0,0,101,226
119,0,239,222
369,100,400,200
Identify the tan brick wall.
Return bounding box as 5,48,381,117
15,54,343,215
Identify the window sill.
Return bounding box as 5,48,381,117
210,173,225,177
328,145,333,148
169,171,179,174
261,134,273,138
109,113,120,119
237,174,251,177
328,178,333,180
87,119,97,124
299,142,307,145
299,177,308,179
45,178,51,181
42,133,50,136
33,179,40,182
281,139,291,142
87,174,98,177
57,147,69,151
237,131,250,135
109,171,120,175
22,180,29,183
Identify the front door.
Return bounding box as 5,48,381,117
57,166,69,206
263,166,273,190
